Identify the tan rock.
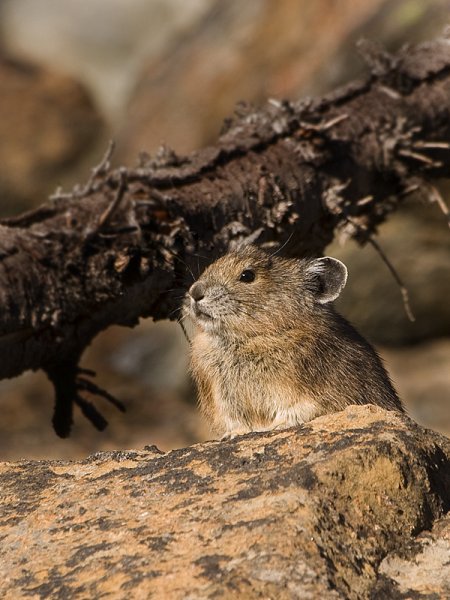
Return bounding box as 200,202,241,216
0,55,103,215
331,198,450,345
375,512,450,598
383,338,450,437
117,0,387,159
0,405,449,599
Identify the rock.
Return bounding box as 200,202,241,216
330,198,450,345
383,338,450,437
116,0,388,158
0,405,449,598
116,0,448,160
0,55,103,215
374,512,450,598
2,0,447,145
0,0,212,121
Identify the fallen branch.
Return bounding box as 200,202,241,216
1,34,450,435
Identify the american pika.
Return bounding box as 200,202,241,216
183,245,402,437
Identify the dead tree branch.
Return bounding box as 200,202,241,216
1,35,450,435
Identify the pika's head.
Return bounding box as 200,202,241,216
184,245,347,336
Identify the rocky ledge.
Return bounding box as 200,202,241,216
1,405,449,599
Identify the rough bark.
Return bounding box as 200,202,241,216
0,406,449,599
1,35,450,435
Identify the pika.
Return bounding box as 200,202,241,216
183,245,402,437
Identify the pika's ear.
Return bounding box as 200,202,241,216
306,257,348,304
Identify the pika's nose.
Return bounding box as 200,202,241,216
189,282,205,301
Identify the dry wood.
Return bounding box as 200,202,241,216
1,35,450,435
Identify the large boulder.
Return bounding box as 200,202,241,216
331,198,450,345
116,0,388,158
1,405,449,598
374,511,450,598
0,55,103,216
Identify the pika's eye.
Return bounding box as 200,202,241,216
239,269,256,283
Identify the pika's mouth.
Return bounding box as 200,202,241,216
192,303,213,321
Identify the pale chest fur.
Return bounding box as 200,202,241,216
190,330,319,434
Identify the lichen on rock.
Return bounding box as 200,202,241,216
0,405,449,599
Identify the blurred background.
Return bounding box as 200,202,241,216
0,0,449,460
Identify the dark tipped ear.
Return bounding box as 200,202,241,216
306,257,348,304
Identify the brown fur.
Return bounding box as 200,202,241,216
183,245,402,437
